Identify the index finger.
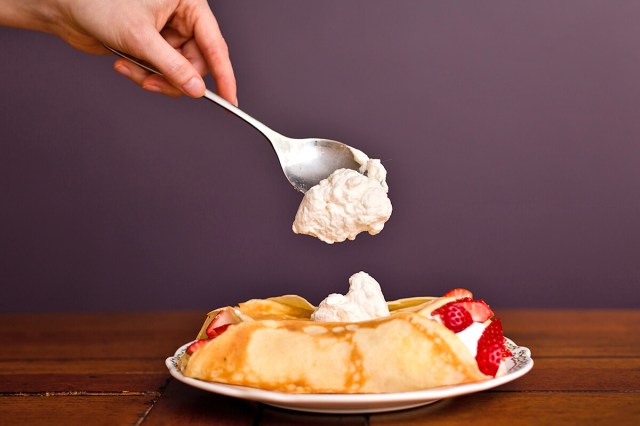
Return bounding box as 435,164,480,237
193,4,237,105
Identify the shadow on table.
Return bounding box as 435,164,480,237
144,380,510,425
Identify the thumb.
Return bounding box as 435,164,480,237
140,30,206,98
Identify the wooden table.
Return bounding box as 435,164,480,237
1,310,638,425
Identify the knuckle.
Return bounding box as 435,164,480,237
165,56,193,85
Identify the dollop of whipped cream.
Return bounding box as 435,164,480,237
292,149,392,244
430,314,488,357
454,322,487,358
311,272,390,322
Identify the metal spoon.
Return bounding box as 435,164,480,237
105,46,362,193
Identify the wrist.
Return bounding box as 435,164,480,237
0,0,66,34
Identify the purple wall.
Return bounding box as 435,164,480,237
1,1,639,311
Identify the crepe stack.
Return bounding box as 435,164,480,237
180,294,501,393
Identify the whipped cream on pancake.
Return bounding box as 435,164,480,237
311,280,508,377
292,149,392,244
455,322,488,357
430,314,490,359
311,272,390,322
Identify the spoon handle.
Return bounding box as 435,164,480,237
200,91,283,144
104,45,283,143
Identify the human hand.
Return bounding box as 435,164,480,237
1,0,236,102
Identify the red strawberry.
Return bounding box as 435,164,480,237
443,288,473,299
433,302,473,332
206,308,238,338
186,338,210,355
476,318,506,377
458,299,494,322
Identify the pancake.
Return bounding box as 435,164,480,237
180,294,500,393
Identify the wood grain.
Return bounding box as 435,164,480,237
370,393,640,426
0,312,203,359
260,406,368,426
499,309,640,357
497,357,640,391
1,310,638,425
0,394,157,426
0,358,168,392
141,380,257,426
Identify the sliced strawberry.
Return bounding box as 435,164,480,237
476,318,505,376
443,288,473,299
458,299,494,322
211,323,231,336
186,338,210,355
206,308,239,338
433,302,473,333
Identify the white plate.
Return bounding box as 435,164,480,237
166,338,533,414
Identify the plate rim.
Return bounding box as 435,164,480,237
165,337,533,413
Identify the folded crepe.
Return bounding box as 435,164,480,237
180,291,508,394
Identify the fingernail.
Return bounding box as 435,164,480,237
143,84,163,94
183,77,205,97
114,64,131,78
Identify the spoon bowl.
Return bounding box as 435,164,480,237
105,46,362,193
199,89,362,193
